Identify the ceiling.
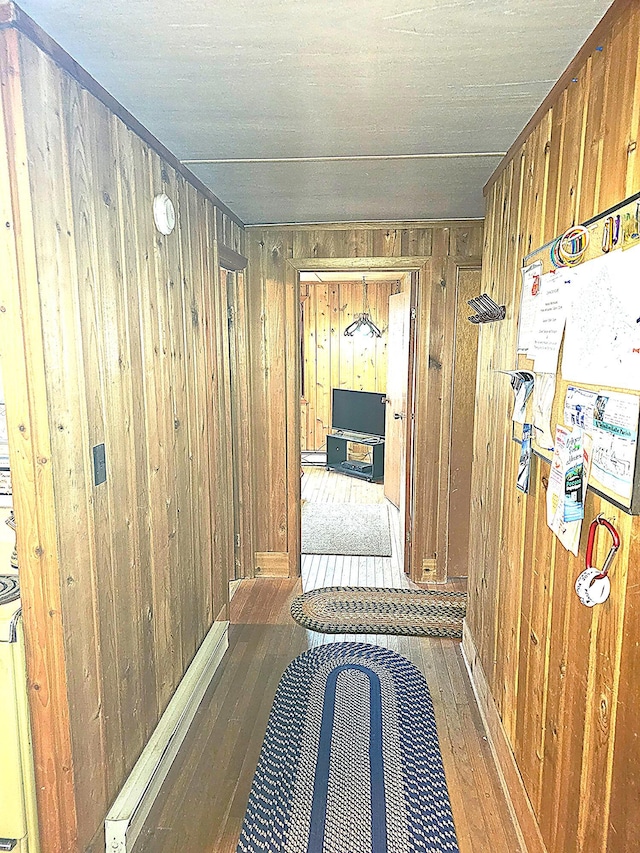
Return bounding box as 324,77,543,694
17,1,613,225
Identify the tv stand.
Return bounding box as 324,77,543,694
326,432,385,482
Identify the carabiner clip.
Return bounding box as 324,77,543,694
602,216,614,253
585,514,620,580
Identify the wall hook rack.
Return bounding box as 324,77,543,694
467,294,506,324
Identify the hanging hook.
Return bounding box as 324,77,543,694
585,514,620,580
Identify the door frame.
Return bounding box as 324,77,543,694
288,254,482,584
289,257,420,579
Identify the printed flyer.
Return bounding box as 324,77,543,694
546,425,592,555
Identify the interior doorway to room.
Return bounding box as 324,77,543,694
298,270,415,593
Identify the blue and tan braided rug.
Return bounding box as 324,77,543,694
290,587,466,639
237,642,459,853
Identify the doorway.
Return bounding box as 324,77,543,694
298,270,415,592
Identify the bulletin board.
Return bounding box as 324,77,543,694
513,189,640,515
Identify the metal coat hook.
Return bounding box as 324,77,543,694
467,293,506,324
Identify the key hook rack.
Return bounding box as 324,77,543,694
467,294,506,324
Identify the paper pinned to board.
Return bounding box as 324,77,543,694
564,386,598,430
518,261,543,354
532,373,556,450
561,244,640,391
497,370,535,423
590,391,639,502
531,269,571,374
547,425,593,555
516,423,533,493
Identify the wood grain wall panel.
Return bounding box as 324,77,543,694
114,120,159,732
301,280,392,451
598,11,640,213
555,66,588,228
202,203,226,614
284,260,302,575
247,223,482,579
0,27,242,851
226,268,258,580
209,208,235,620
65,80,129,809
472,3,640,850
607,520,640,850
0,28,78,852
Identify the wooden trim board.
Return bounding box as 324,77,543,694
218,244,248,271
252,219,484,231
289,257,428,272
104,620,229,853
461,621,548,853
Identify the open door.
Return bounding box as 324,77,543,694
384,288,414,573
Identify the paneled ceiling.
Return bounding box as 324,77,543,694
18,0,613,225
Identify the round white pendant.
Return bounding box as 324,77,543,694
153,193,176,235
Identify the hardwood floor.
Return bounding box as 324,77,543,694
136,469,520,852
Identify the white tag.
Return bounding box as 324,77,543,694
575,567,611,607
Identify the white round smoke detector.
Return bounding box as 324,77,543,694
153,193,176,235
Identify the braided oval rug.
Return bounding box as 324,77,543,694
237,642,459,853
290,587,466,639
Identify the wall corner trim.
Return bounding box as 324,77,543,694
461,621,548,853
104,620,230,853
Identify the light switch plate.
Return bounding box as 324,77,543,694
93,443,106,486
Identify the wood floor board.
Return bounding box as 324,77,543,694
136,467,515,852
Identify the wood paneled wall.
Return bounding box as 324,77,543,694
301,279,394,451
246,224,483,580
0,14,243,852
467,2,640,850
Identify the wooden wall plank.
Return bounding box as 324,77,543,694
0,28,78,853
468,4,640,851
0,28,238,851
301,280,392,451
247,224,483,583
210,212,234,619
62,73,131,816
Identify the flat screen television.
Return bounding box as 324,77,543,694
331,388,386,438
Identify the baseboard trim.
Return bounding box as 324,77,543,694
461,621,547,853
255,551,290,577
104,620,229,853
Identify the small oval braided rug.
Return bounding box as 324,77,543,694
237,642,459,853
290,587,466,639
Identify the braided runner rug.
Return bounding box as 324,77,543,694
290,587,466,639
237,643,459,853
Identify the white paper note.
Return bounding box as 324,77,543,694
532,269,570,374
561,245,640,391
533,373,556,450
518,261,543,354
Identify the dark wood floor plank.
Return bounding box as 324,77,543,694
135,467,516,852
